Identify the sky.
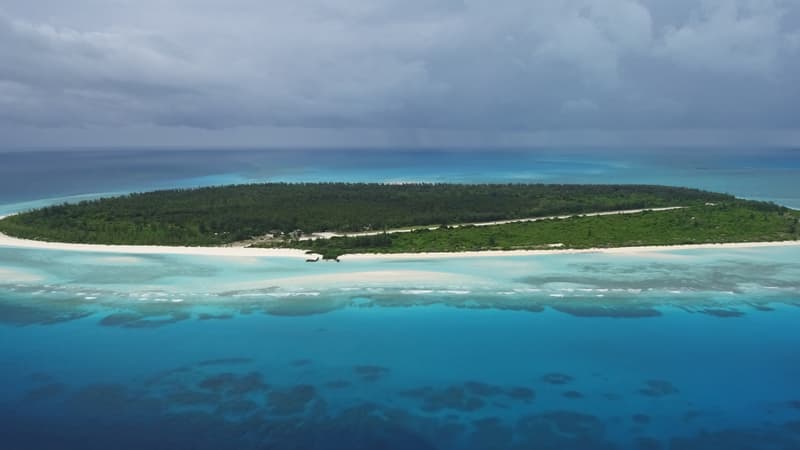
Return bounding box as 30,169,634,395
1,0,799,148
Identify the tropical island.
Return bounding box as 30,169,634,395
0,183,797,259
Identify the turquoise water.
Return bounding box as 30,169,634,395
1,148,799,449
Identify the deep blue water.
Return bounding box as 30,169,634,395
1,148,800,449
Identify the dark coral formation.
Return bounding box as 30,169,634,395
196,313,234,320
401,386,486,412
0,300,92,326
542,372,574,385
325,380,352,389
267,384,317,415
563,390,584,399
12,365,800,450
700,308,745,318
507,387,535,402
195,357,253,367
167,390,220,406
354,365,391,382
198,371,268,395
515,410,614,449
639,380,679,397
99,311,190,328
553,304,662,318
401,382,536,413
464,381,505,397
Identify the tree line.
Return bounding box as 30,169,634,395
0,183,740,246
287,200,799,259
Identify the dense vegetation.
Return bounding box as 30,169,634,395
285,201,800,259
0,183,734,246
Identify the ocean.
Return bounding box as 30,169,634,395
0,148,799,449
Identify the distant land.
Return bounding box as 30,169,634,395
0,183,797,259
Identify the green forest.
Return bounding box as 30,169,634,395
285,201,800,259
0,183,736,246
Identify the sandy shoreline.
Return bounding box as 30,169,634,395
0,230,315,258
1,228,799,260
3,209,800,260
339,240,800,260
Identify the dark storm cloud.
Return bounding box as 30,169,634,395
0,0,798,145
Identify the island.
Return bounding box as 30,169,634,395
0,183,797,259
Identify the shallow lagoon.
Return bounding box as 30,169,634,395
1,245,799,449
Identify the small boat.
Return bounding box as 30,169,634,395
305,256,320,262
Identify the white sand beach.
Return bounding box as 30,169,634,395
3,209,800,260
0,230,315,258
2,226,799,261
339,240,800,260
0,213,315,258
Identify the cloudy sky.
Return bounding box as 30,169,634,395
1,0,799,148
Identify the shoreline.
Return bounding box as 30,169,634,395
338,240,800,260
0,230,315,258
1,228,799,260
